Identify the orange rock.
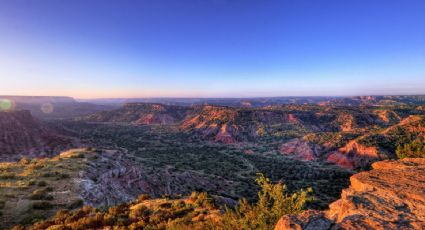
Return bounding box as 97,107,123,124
274,210,331,230
326,152,355,169
279,138,321,161
275,158,425,230
327,140,382,169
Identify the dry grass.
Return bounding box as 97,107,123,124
0,149,93,229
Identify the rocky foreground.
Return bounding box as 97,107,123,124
275,158,425,230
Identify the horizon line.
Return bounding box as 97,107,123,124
2,94,425,101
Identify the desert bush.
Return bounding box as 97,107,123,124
129,204,148,220
37,181,47,187
108,204,128,218
217,173,312,230
137,194,150,202
396,139,425,159
29,189,53,200
70,153,85,159
19,157,31,165
194,192,215,209
56,173,70,180
0,172,16,179
67,199,84,209
11,225,25,230
159,202,172,209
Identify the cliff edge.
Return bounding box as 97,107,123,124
275,158,425,230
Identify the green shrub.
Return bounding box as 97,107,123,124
218,173,312,230
396,139,425,159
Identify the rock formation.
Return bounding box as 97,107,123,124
0,110,74,161
84,103,191,125
279,138,322,161
326,140,382,169
180,105,302,143
275,158,425,230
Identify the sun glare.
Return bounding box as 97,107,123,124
0,99,14,111
41,103,54,114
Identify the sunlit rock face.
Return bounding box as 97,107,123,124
326,140,382,169
0,110,75,161
180,105,304,143
279,138,322,161
275,158,425,230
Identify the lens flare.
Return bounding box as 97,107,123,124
0,99,14,111
41,103,54,114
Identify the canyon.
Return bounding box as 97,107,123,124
1,95,425,229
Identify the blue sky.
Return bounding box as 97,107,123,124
0,0,424,98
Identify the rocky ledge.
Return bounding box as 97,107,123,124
275,158,425,230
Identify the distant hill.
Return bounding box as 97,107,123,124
0,110,75,161
83,103,191,125
181,105,304,143
3,95,425,119
180,105,392,144
0,96,116,119
80,95,425,107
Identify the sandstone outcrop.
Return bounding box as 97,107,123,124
279,138,322,161
275,158,425,230
327,140,382,169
